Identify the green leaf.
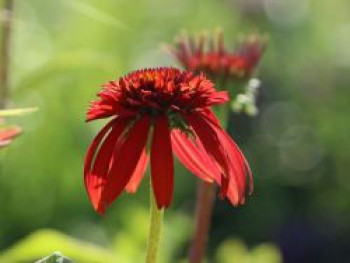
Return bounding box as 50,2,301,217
36,252,73,263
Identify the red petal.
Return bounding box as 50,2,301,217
87,118,130,211
204,110,253,193
0,126,22,147
171,129,220,183
100,116,151,213
125,148,149,193
205,116,245,203
151,116,174,208
202,111,253,205
0,126,21,141
86,105,136,122
202,91,229,107
84,119,116,193
219,129,253,204
186,113,231,200
185,113,230,178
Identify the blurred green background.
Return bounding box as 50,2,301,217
0,0,349,262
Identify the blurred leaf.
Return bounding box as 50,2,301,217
0,229,118,263
0,108,38,117
250,243,282,263
216,239,248,263
215,239,282,263
64,0,128,29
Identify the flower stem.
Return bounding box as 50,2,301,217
146,185,164,263
189,182,216,263
0,0,14,109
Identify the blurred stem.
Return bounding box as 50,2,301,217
0,0,13,109
189,103,230,263
189,182,216,263
145,184,164,263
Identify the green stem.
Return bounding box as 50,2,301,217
146,185,164,263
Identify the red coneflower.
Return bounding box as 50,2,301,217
84,67,252,215
168,31,264,263
169,31,266,81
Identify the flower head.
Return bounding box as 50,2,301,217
169,31,266,81
85,67,252,214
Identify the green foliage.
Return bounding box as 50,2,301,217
0,229,117,263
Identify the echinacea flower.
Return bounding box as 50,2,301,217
169,31,266,81
84,67,252,214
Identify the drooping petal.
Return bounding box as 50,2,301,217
171,129,220,183
200,110,244,202
201,110,253,205
86,118,130,211
185,111,252,205
125,148,149,193
203,110,253,195
99,116,151,214
218,129,253,204
151,116,174,208
185,113,230,179
84,118,116,192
